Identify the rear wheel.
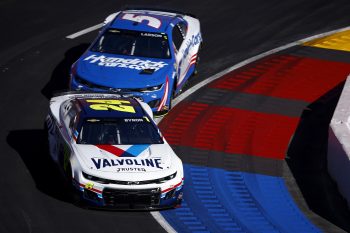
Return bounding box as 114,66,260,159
193,43,202,76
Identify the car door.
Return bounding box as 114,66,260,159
59,101,77,171
172,22,187,90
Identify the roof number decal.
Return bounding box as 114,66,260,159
86,99,136,113
122,13,161,29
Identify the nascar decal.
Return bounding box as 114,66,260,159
91,158,163,170
84,55,168,71
96,144,150,157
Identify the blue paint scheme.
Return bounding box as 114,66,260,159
70,10,198,114
161,164,320,233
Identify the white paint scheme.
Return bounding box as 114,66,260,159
104,12,120,25
46,92,183,202
328,75,350,209
174,15,201,88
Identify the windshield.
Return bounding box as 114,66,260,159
91,29,171,59
77,117,163,145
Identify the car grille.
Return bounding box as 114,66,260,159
103,188,161,208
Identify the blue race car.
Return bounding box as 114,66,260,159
70,8,202,116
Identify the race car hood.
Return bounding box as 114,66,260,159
77,52,173,88
75,144,173,174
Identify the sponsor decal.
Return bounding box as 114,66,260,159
85,182,94,189
182,32,202,60
116,168,146,172
84,54,168,71
91,158,163,170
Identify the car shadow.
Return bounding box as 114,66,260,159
286,81,350,231
41,43,90,99
7,128,71,203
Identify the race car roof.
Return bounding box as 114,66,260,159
75,97,146,119
110,10,180,33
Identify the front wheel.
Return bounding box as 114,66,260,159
64,162,83,206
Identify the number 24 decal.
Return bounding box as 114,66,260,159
87,99,136,113
122,13,161,29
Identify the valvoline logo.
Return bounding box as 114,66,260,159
91,144,164,171
91,157,163,170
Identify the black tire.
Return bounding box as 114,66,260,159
65,163,84,207
193,43,202,76
169,79,177,110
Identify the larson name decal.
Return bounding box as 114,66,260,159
91,158,163,169
84,54,168,71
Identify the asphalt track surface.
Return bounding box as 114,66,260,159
2,0,350,232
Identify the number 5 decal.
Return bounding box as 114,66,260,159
86,99,136,113
122,13,161,29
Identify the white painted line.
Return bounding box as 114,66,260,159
150,212,177,233
153,25,350,232
66,23,104,39
173,26,350,107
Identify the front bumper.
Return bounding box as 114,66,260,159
70,75,171,116
73,179,184,210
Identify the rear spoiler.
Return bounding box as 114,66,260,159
52,90,133,99
121,5,198,19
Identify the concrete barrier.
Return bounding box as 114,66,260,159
328,75,350,208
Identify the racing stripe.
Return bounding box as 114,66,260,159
123,144,150,157
177,54,197,88
157,76,169,111
96,144,150,157
161,180,183,193
96,145,125,157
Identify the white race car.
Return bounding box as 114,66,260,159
46,92,184,209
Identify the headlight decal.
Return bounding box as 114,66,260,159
157,76,169,112
161,180,183,194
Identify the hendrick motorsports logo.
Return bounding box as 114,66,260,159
84,54,168,71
